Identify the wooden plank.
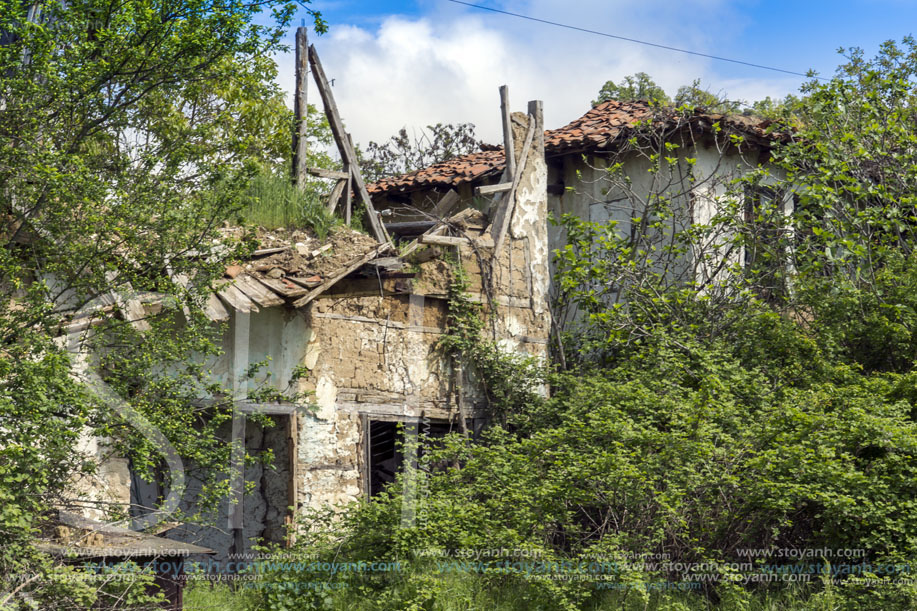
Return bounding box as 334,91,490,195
360,413,371,498
308,167,349,180
234,275,285,308
384,221,438,235
308,44,390,245
491,115,536,253
217,283,259,313
286,276,322,289
500,85,516,179
420,234,494,248
327,178,347,214
430,189,460,218
400,222,448,258
344,173,353,225
103,271,151,333
475,182,513,196
254,276,308,298
293,27,309,188
204,293,231,322
252,247,287,257
419,235,469,247
344,154,353,226
237,402,299,415
292,244,389,308
288,409,299,543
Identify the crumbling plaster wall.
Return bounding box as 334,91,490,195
294,294,452,508
295,103,551,511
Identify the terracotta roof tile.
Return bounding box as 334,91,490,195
368,100,781,196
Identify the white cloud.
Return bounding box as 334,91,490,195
274,1,804,149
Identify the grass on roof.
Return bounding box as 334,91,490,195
239,171,338,240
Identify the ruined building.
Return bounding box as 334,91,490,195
72,79,784,566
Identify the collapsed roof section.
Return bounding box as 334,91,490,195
210,226,391,318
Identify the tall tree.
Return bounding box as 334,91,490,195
592,71,671,106
360,122,485,182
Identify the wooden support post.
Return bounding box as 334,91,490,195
454,357,469,438
308,44,390,245
491,116,536,253
360,413,371,498
345,133,354,226
327,178,346,214
528,99,544,141
499,85,515,179
293,27,309,189
286,410,298,546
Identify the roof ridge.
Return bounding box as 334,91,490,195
368,100,778,196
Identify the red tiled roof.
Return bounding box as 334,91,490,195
368,100,780,196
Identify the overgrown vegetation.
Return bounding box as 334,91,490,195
241,39,917,611
239,169,338,238
0,0,326,607
593,71,801,117
359,122,486,183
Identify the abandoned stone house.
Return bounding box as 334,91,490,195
74,97,784,567
370,99,790,306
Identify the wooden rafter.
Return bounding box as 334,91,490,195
308,44,391,246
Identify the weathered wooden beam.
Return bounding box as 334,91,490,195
475,182,512,196
327,178,347,214
293,27,309,188
292,244,389,308
384,221,438,235
491,113,537,253
254,276,309,298
399,223,448,258
204,293,231,322
217,283,259,313
344,133,354,226
308,44,390,245
430,189,460,218
236,402,299,415
251,247,287,257
308,167,349,180
233,274,285,308
419,234,494,248
499,85,516,179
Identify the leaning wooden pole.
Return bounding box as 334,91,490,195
499,85,515,179
292,26,309,188
308,43,391,245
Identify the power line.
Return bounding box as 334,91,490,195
445,0,823,80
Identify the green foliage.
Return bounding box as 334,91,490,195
0,0,325,606
238,168,339,238
246,40,917,611
593,72,671,106
360,123,485,183
674,79,744,114
593,73,799,118
438,264,546,422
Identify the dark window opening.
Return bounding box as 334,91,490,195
365,418,462,497
744,186,790,301
368,420,403,497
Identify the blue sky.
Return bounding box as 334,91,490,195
280,1,916,145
